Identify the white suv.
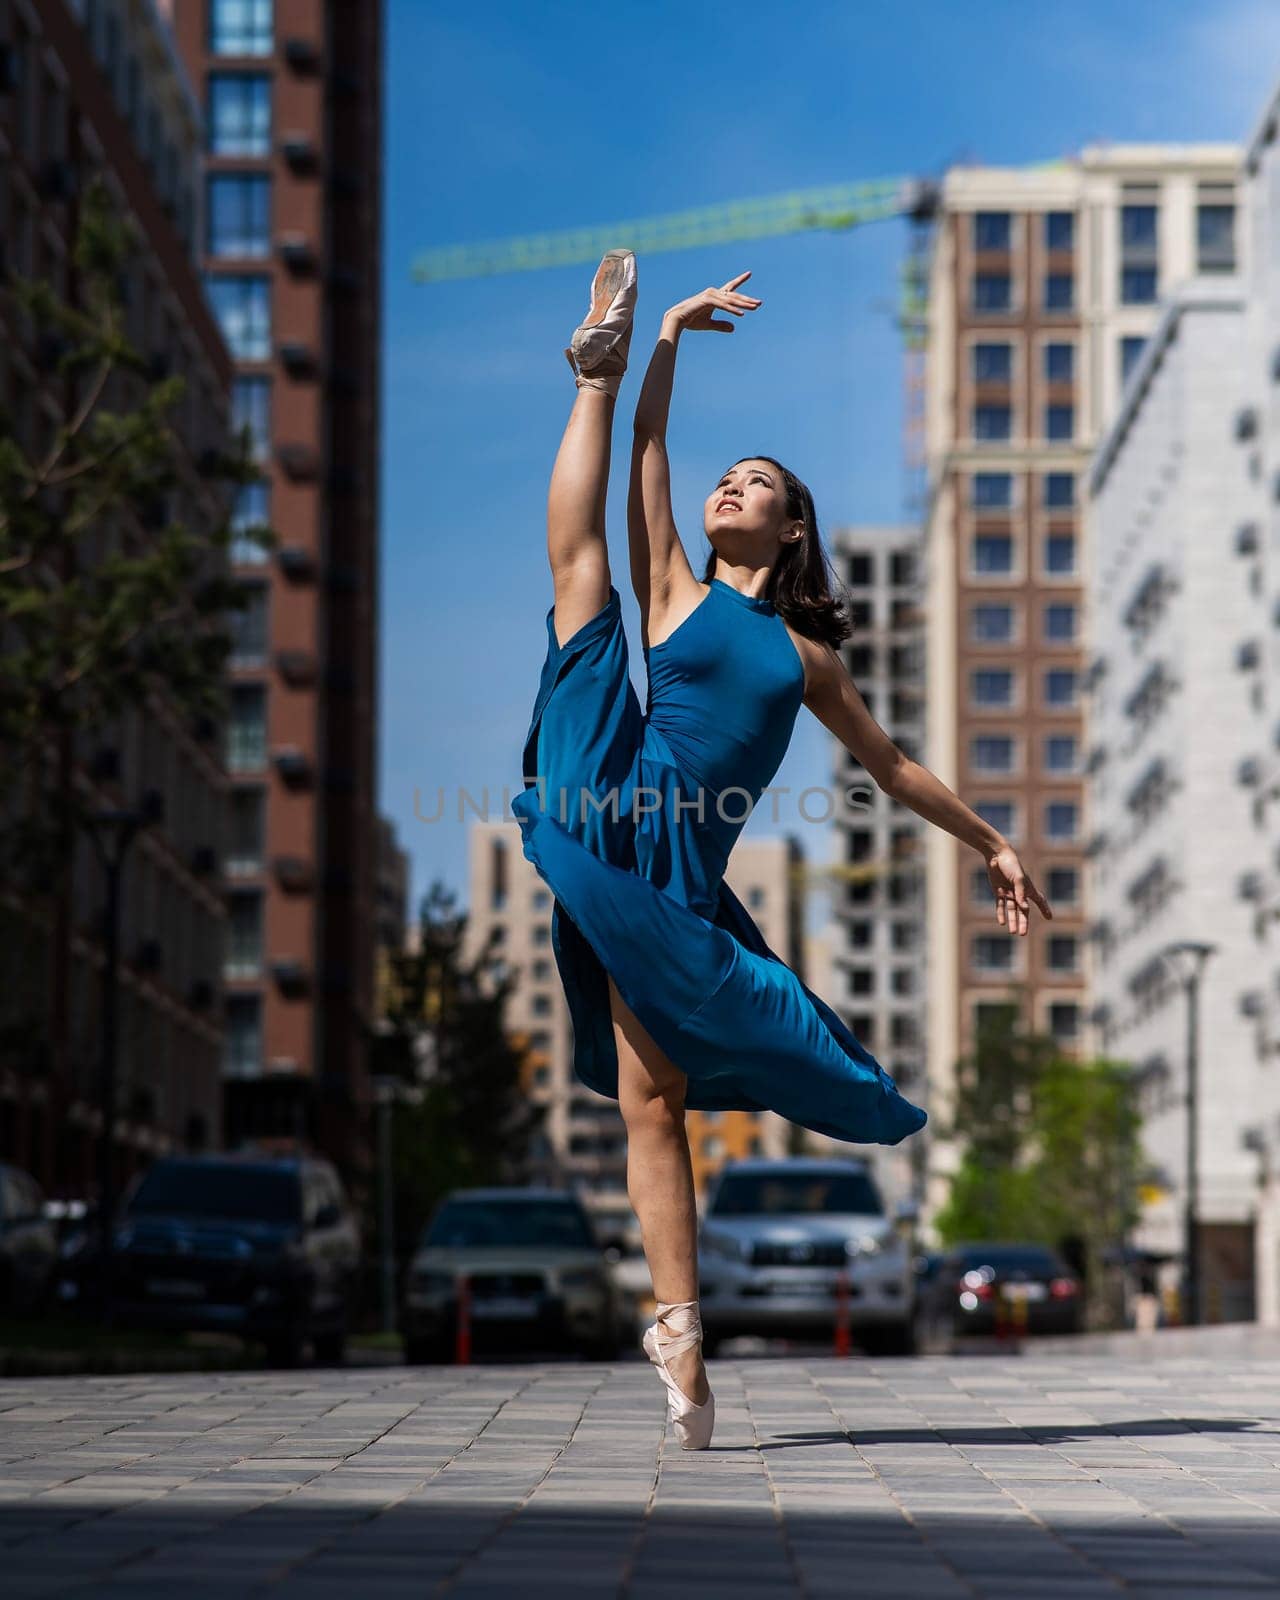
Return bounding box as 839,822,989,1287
697,1158,917,1355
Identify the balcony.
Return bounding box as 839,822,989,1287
276,649,319,686
280,133,319,174
272,746,313,787
277,545,317,581
278,341,317,379
278,234,318,274
276,443,320,480
283,38,321,72
271,959,311,996
273,856,315,893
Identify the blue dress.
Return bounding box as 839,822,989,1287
510,577,927,1147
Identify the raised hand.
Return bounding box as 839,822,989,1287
663,271,762,333
985,844,1053,937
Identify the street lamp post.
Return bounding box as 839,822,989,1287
1158,940,1217,1328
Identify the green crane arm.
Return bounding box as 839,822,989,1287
412,177,941,284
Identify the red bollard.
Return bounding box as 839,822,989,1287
833,1266,852,1357
455,1272,471,1365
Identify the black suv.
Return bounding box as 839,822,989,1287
71,1153,361,1364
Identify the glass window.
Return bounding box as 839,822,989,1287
973,534,1014,575
1043,471,1074,508
225,890,263,978
1196,203,1235,272
972,342,1012,382
970,865,992,904
205,274,270,358
847,552,873,586
207,173,271,258
973,211,1011,251
232,375,270,459
1043,342,1074,383
227,682,267,771
710,1168,884,1218
227,787,265,874
972,273,1012,312
1047,934,1079,972
1121,204,1158,254
207,73,270,154
1044,533,1076,575
971,668,1015,708
1044,667,1078,707
970,603,1014,643
973,404,1012,441
1044,601,1077,641
972,933,1015,972
210,0,274,55
1043,273,1073,311
225,995,263,1075
1045,800,1078,840
1045,404,1074,442
1046,866,1078,903
1044,211,1074,251
972,471,1012,508
1048,1001,1080,1042
229,582,269,665
976,800,1016,839
1121,266,1157,305
1044,733,1078,773
971,736,1015,773
1120,335,1146,385
231,481,270,565
890,551,916,586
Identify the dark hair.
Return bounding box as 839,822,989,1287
700,455,852,648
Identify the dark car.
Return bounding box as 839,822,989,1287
914,1241,1082,1350
61,1154,361,1364
402,1187,625,1363
0,1163,57,1312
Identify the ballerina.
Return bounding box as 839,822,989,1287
511,250,1052,1449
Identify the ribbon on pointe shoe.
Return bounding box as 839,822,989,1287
564,346,623,397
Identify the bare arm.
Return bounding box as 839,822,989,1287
803,643,1053,934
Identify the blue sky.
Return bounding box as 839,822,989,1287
379,0,1280,916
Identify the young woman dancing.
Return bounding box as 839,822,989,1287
510,250,1053,1450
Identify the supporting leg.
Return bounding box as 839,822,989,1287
611,973,710,1406
547,386,615,649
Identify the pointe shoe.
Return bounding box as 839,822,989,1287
564,248,636,397
642,1298,715,1450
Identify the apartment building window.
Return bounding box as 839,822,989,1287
973,211,1012,251
208,74,271,154
1043,273,1074,311
1048,1001,1080,1043
207,173,271,258
970,602,1015,643
1045,800,1079,841
847,552,873,586
1046,934,1079,973
231,481,270,565
1044,601,1076,642
972,534,1014,575
227,684,267,771
1043,342,1074,383
1122,265,1157,304
532,889,551,909
976,800,1017,840
747,886,766,909
972,933,1015,973
972,471,1013,508
1120,201,1159,304
971,668,1015,708
1044,733,1078,774
971,735,1016,774
227,787,265,874
849,920,873,950
225,890,263,978
229,582,269,666
972,273,1012,312
890,551,916,586
970,864,992,904
891,921,917,951
1046,866,1078,904
972,342,1012,382
225,994,262,1076
1044,532,1076,575
973,404,1012,442
532,994,551,1017
1044,666,1078,708
1196,199,1236,273
1043,471,1075,508
1044,211,1074,251
205,274,270,358
1120,335,1146,386
531,959,551,981
849,969,875,997
1044,403,1074,442
533,925,550,946
232,376,271,459
210,0,274,55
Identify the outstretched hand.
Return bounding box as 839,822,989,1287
985,844,1053,936
663,271,762,333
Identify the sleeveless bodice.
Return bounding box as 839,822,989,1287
642,578,805,821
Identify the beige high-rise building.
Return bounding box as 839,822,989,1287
922,145,1240,1222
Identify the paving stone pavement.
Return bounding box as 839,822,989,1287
3,1345,1280,1598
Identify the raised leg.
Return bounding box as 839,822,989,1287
547,387,615,649
610,973,710,1407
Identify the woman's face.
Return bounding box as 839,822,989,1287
703,459,791,545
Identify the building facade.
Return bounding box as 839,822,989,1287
0,0,233,1191
167,0,382,1179
921,145,1240,1223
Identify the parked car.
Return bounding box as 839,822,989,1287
696,1158,917,1356
59,1153,361,1364
0,1163,57,1312
402,1187,626,1363
913,1241,1083,1350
